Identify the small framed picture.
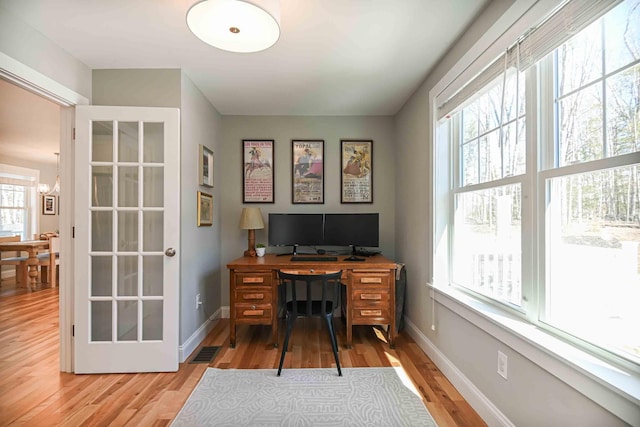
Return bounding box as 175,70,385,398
341,139,373,203
197,191,213,226
199,144,214,187
43,195,56,215
243,140,274,203
292,139,324,204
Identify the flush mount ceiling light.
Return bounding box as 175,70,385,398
187,0,280,53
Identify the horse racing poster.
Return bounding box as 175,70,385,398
243,140,274,203
292,140,324,204
341,140,373,203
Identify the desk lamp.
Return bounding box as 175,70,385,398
239,207,264,257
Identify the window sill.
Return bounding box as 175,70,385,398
432,284,640,424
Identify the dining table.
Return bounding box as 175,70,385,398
0,239,50,290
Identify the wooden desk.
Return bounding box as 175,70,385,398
0,240,50,289
227,253,397,349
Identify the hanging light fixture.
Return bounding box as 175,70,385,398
186,0,280,53
39,152,60,195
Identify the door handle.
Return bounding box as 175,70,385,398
165,248,176,257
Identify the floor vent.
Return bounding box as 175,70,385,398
190,346,221,364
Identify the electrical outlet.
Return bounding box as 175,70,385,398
497,350,508,380
196,293,202,310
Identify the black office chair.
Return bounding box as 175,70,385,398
277,270,343,376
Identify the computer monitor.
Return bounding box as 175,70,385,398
268,213,324,249
323,213,379,249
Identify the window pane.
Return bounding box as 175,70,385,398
545,165,640,364
503,72,525,122
461,140,478,186
503,119,526,177
479,131,501,183
557,20,602,96
453,184,522,306
558,84,603,166
478,85,502,134
0,184,27,237
604,0,640,74
606,63,640,157
462,103,478,142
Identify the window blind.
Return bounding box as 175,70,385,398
437,0,621,120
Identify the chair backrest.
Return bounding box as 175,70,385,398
49,236,61,254
278,270,342,317
38,232,59,241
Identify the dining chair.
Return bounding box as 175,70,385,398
276,269,343,376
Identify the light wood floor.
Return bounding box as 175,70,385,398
0,284,485,426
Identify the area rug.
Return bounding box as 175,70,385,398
172,367,437,426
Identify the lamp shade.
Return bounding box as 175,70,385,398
239,207,265,230
186,0,280,53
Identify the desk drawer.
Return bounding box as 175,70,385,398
351,272,391,289
352,289,391,306
235,272,272,287
235,304,272,321
236,288,271,304
352,307,390,323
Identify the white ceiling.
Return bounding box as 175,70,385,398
0,78,61,164
1,0,488,163
0,0,488,116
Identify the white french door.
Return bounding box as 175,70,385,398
74,106,180,373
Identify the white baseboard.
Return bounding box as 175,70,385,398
404,317,514,427
221,305,229,318
179,308,222,363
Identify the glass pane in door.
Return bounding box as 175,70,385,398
118,166,138,207
118,122,139,162
117,300,138,341
91,256,112,296
143,300,163,340
92,122,113,162
91,301,112,342
143,123,164,163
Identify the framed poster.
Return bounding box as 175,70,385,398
292,139,324,204
199,144,214,187
43,195,56,215
341,139,373,203
243,140,274,203
197,191,213,226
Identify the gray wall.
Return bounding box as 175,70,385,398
219,115,396,305
394,1,630,426
179,73,222,343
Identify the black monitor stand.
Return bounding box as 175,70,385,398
276,244,300,256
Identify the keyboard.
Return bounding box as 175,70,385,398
290,256,338,262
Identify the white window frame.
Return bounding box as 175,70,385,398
0,163,39,240
430,0,640,423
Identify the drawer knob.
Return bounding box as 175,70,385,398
251,305,256,310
